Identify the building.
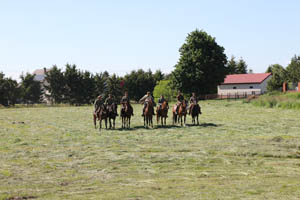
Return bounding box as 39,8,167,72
218,73,272,96
33,69,51,104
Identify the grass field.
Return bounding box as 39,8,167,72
1,100,300,200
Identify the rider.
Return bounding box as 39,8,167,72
157,94,168,117
139,91,156,116
105,94,118,116
188,92,198,115
174,91,185,115
120,91,133,115
94,95,104,114
158,95,167,109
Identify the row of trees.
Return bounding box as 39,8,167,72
3,29,299,106
0,29,253,106
43,65,166,105
0,72,43,106
266,55,300,91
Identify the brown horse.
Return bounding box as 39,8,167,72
93,105,107,131
121,102,133,129
144,100,154,128
106,104,117,129
173,100,187,126
190,103,202,125
156,101,168,126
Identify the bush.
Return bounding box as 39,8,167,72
251,92,300,109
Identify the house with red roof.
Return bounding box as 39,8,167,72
218,73,272,96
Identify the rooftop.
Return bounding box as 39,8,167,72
222,73,272,85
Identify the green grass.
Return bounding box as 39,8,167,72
1,101,300,199
251,92,300,109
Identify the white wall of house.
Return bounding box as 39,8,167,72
218,75,272,95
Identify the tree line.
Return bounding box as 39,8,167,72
1,29,299,106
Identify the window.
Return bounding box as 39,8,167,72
249,86,253,89
233,87,237,89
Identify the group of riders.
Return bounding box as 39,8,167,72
94,91,200,117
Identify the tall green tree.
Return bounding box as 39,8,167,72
106,74,123,102
227,56,238,74
235,58,248,74
153,80,176,101
20,73,42,104
171,29,227,95
286,55,300,83
0,72,20,106
44,66,66,104
64,64,83,105
153,70,164,84
94,72,109,98
124,69,156,101
81,71,95,104
266,64,286,92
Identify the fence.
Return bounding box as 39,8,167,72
199,91,262,100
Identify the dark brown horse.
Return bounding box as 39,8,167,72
156,101,168,126
144,100,154,128
121,102,133,129
106,104,117,129
93,105,107,131
190,103,202,125
173,100,187,126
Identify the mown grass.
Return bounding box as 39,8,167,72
1,100,300,199
251,92,300,109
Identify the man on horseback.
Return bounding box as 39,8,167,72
157,95,168,117
188,92,198,115
139,91,156,116
174,91,185,114
120,91,133,116
105,94,118,116
94,95,104,118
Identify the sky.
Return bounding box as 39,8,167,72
1,0,300,80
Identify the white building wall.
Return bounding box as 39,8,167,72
217,75,272,95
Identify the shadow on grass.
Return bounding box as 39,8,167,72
186,122,221,127
100,122,220,132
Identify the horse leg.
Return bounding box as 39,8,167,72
197,115,199,125
113,118,115,129
93,114,97,129
99,119,102,131
128,117,131,129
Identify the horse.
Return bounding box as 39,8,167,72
190,103,202,125
106,103,117,129
121,102,133,129
93,105,107,131
144,99,154,128
173,100,187,126
156,101,168,126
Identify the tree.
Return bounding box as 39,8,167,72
227,56,238,74
124,69,156,101
106,74,123,102
20,73,42,104
64,64,84,105
94,72,109,98
153,80,176,101
44,66,66,104
171,29,227,95
286,55,300,83
235,58,248,74
81,71,95,104
153,70,164,84
266,64,286,92
0,72,20,106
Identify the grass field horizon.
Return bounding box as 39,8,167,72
1,100,300,199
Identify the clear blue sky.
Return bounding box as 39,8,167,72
1,0,300,80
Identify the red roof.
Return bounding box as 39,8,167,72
222,73,272,85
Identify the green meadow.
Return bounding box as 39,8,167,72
1,100,300,200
